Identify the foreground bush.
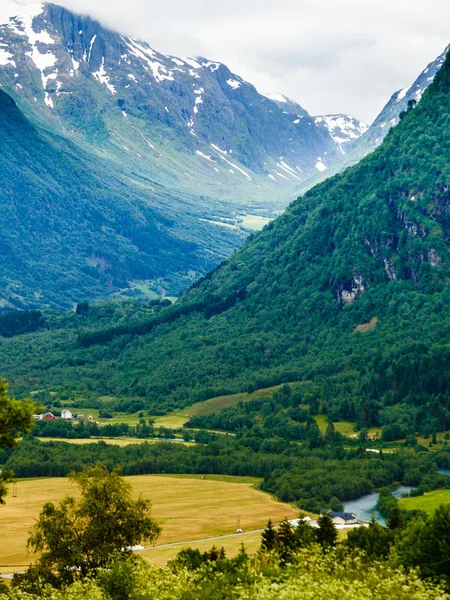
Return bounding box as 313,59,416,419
3,546,447,600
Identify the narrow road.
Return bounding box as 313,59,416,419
142,528,265,551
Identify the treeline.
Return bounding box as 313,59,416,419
77,290,246,348
9,527,449,599
31,419,177,440
5,435,449,512
0,310,45,338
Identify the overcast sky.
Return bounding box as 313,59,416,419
42,0,450,123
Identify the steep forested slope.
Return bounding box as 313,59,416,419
3,52,450,435
0,89,240,309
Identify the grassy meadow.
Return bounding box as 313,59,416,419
399,489,450,514
45,385,285,431
0,474,298,574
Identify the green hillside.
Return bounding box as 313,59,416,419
0,89,243,309
2,53,450,437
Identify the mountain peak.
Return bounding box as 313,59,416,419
314,114,368,154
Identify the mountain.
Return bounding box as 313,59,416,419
350,44,449,156
0,1,365,194
263,93,367,157
313,114,368,155
0,87,243,310
0,1,367,309
3,48,450,440
296,45,450,195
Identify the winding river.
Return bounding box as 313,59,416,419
343,486,413,524
343,470,449,523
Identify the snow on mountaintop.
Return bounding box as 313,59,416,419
369,44,450,140
0,1,368,193
0,2,57,106
314,114,368,154
263,92,288,103
0,1,44,25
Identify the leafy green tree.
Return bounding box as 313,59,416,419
316,512,338,548
23,464,161,588
345,515,395,559
388,506,404,531
358,429,368,448
76,302,90,316
394,504,450,588
329,496,344,512
0,379,35,504
325,422,335,441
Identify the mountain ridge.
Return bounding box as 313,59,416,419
0,2,365,189
296,44,450,194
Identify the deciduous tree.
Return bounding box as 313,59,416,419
23,463,161,588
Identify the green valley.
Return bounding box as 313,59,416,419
2,50,450,445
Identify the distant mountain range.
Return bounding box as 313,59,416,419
0,2,365,191
0,1,370,309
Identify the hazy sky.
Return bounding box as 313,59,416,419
37,0,450,122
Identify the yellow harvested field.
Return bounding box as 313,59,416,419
0,474,298,574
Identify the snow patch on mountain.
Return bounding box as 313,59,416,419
125,38,175,83
315,114,368,153
92,57,116,94
226,79,241,90
395,87,409,103
315,158,327,172
0,1,59,108
263,92,288,103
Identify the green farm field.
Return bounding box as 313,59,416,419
399,489,450,514
0,474,298,574
47,385,285,431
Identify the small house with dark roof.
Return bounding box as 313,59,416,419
330,511,357,526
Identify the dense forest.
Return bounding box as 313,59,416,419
3,431,449,512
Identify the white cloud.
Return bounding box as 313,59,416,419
20,0,450,121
